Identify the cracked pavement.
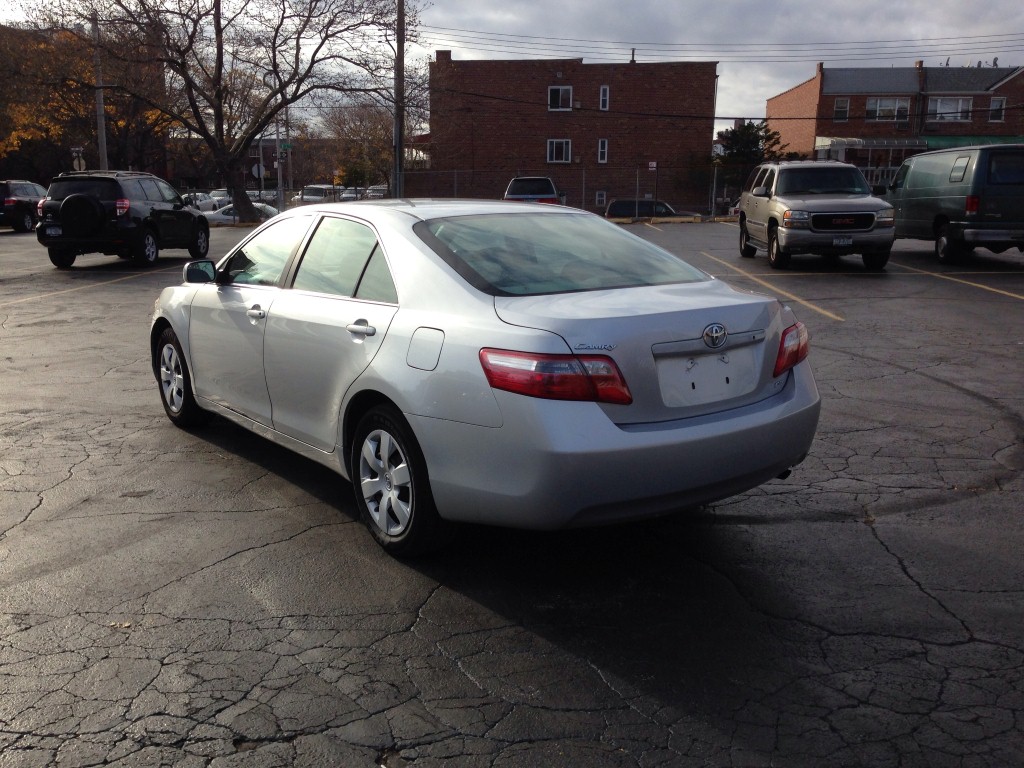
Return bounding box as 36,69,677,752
1,226,1022,767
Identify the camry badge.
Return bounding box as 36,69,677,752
703,323,728,349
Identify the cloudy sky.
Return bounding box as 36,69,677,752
410,0,1024,136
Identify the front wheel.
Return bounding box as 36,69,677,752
351,405,450,557
13,210,34,232
188,224,210,259
134,230,159,266
155,327,207,427
739,223,756,258
48,249,76,269
767,228,790,269
862,251,890,272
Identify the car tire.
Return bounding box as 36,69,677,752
767,227,790,269
351,405,450,557
739,222,756,258
862,251,890,272
188,224,210,260
134,229,159,266
155,327,207,428
59,193,105,237
48,249,76,269
12,209,34,233
935,225,964,263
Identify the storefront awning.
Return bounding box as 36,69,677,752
923,135,1024,149
815,137,928,150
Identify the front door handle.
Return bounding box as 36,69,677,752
346,321,376,337
246,306,266,322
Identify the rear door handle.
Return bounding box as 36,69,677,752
246,307,266,320
346,321,376,337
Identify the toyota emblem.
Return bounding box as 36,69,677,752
703,323,728,349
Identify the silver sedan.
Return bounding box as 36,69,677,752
150,200,821,556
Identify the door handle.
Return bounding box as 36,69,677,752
346,322,376,337
246,307,266,320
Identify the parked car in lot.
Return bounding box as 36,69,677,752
605,198,690,219
503,176,561,204
884,144,1024,262
737,160,895,271
292,184,343,205
151,200,821,556
203,202,279,227
181,191,218,211
36,170,210,268
1,180,47,232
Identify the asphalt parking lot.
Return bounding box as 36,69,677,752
1,220,1022,767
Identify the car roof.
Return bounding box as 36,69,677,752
277,198,590,225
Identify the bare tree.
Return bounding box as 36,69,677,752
35,0,400,220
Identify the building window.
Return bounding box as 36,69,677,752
927,97,973,122
989,97,1006,122
548,86,572,111
599,85,610,111
547,139,572,163
595,190,607,207
833,98,849,122
866,97,910,122
597,139,608,163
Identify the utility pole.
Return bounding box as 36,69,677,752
392,0,405,198
92,12,108,170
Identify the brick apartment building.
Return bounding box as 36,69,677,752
767,61,1024,185
408,50,718,213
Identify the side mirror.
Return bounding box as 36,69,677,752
752,186,769,198
871,185,888,197
184,260,216,284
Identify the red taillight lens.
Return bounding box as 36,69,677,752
965,195,979,215
4,197,15,206
537,197,559,204
116,198,130,216
479,348,632,404
773,322,810,378
37,199,44,216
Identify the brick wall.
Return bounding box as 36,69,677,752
766,72,821,156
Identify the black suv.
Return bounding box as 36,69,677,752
2,180,47,232
36,170,210,268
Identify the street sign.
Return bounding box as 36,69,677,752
72,157,86,171
251,163,265,178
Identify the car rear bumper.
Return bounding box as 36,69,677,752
411,363,821,530
961,227,1024,246
777,227,894,255
36,223,142,253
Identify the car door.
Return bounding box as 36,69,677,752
746,167,775,244
262,215,399,451
188,215,315,425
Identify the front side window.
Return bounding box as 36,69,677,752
834,97,849,122
223,215,313,286
989,97,1006,122
866,97,910,122
547,139,571,163
597,138,608,164
548,86,572,111
599,85,610,111
293,216,380,297
927,97,973,122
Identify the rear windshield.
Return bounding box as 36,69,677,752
506,178,556,196
988,151,1024,185
776,166,870,195
46,178,122,201
415,211,708,296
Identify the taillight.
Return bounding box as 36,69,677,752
965,195,979,215
116,198,130,216
4,197,15,206
37,199,44,216
479,348,632,404
536,197,559,204
773,322,810,378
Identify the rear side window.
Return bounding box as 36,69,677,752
988,152,1024,185
506,178,555,196
293,216,379,297
949,156,970,183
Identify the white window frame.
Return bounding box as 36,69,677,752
927,96,973,122
595,190,607,207
599,85,610,111
547,139,572,163
548,86,573,111
833,97,849,122
866,97,910,122
597,138,608,164
989,96,1006,122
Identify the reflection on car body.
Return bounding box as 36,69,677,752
151,200,820,557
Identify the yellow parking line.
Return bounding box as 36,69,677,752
0,267,178,308
699,251,845,322
890,261,1024,300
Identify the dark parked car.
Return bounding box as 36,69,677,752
1,180,47,232
36,170,210,268
503,176,561,204
605,199,687,218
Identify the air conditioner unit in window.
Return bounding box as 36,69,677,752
574,156,581,163
574,101,581,109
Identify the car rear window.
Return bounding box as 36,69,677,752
988,151,1024,185
46,178,122,201
415,211,708,296
506,178,555,196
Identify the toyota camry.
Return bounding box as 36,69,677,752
151,200,821,556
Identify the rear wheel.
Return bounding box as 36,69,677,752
134,229,159,266
13,209,34,232
188,224,210,259
739,222,756,258
351,405,450,557
156,327,207,427
48,249,76,269
862,251,890,272
767,227,790,269
935,224,965,263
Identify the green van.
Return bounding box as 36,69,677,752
885,144,1024,262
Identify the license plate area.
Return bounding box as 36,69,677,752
833,235,853,247
657,346,759,407
45,226,62,237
